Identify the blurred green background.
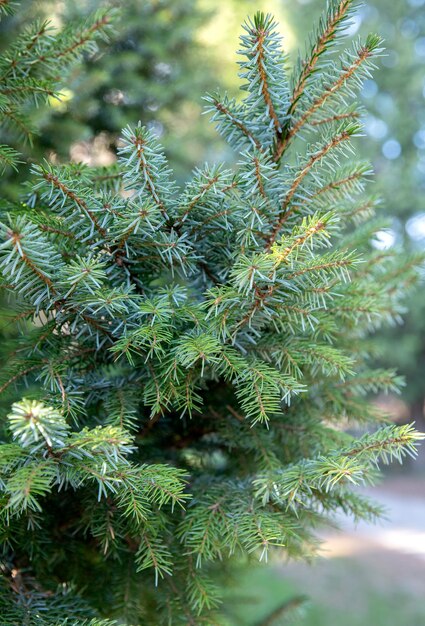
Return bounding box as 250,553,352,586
1,0,424,624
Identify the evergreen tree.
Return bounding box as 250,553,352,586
0,2,423,624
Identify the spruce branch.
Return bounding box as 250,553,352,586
0,144,20,173
283,34,383,150
266,124,359,250
254,424,424,508
240,12,285,135
204,92,263,152
275,0,359,161
255,595,307,626
289,0,357,112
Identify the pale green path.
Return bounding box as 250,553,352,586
279,477,425,625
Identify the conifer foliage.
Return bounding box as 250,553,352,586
0,1,423,624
